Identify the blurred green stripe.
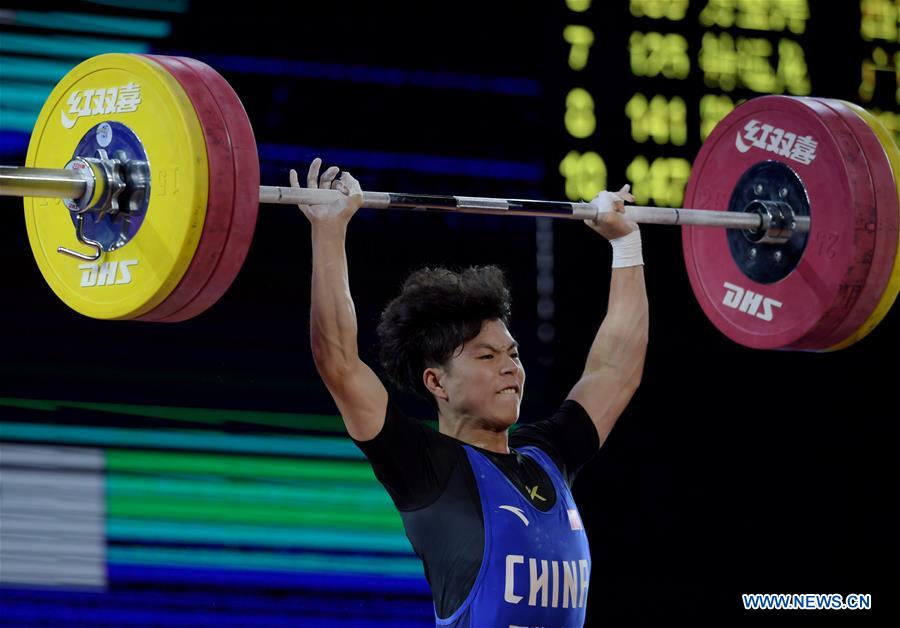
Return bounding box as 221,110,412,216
109,498,403,530
0,422,362,458
107,449,375,481
107,475,391,507
108,546,423,577
0,397,348,433
0,108,39,132
109,518,413,553
0,33,147,58
0,56,75,82
0,84,53,109
84,0,189,12
16,12,171,38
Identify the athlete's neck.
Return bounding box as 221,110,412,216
438,413,511,454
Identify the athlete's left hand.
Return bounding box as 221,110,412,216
583,184,638,240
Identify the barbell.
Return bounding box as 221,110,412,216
0,53,898,351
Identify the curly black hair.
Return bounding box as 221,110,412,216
377,265,512,403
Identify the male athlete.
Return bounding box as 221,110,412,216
291,158,648,627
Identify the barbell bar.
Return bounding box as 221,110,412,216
0,53,897,351
0,164,804,233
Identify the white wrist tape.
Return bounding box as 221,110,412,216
610,229,643,268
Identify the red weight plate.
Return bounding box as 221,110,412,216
135,54,235,321
778,98,876,350
154,56,259,322
803,98,899,350
682,95,876,350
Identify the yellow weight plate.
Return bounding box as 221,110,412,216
24,53,208,319
826,102,900,351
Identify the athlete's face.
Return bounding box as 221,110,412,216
428,319,526,427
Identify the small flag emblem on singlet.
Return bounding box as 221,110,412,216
567,508,583,531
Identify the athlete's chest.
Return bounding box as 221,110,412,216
462,446,592,619
476,450,559,511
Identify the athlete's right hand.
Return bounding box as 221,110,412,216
290,157,363,226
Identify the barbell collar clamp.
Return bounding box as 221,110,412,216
743,199,799,245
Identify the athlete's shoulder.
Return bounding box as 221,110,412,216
509,399,599,482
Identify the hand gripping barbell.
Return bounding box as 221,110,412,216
0,54,897,351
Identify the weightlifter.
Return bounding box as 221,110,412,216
290,157,648,627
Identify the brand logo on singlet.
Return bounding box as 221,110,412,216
525,484,546,502
504,554,589,609
499,505,530,526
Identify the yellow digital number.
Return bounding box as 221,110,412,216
737,37,778,93
629,0,688,20
564,25,595,71
559,151,608,201
699,31,738,90
767,0,811,34
700,0,736,27
859,46,900,104
699,94,736,140
777,38,811,95
630,31,690,79
860,0,899,42
625,93,687,145
735,0,771,31
699,32,810,94
564,88,597,138
626,156,692,207
700,0,809,34
565,0,592,12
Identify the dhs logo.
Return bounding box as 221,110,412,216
79,260,138,287
722,281,782,322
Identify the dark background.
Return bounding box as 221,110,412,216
1,1,898,625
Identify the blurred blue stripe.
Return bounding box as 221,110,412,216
0,33,148,58
0,603,430,628
0,131,543,182
0,130,31,156
0,585,432,625
14,12,171,38
261,143,543,182
108,563,430,595
176,52,541,96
